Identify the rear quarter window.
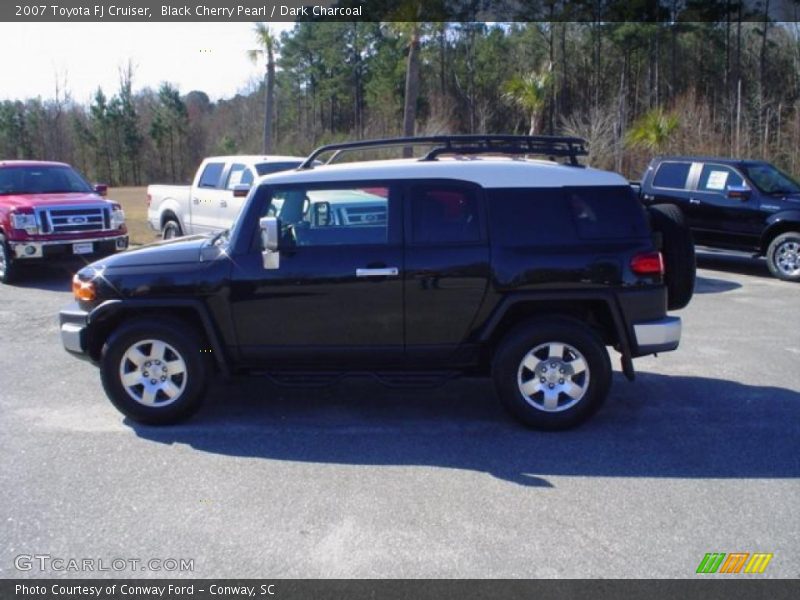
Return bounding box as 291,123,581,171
565,186,650,239
488,186,648,244
487,188,575,246
652,162,691,189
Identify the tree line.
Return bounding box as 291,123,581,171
2,15,800,184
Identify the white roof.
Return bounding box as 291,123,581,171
257,156,628,188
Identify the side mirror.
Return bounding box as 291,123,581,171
94,184,108,197
259,216,280,269
232,184,250,198
727,185,751,201
312,201,332,227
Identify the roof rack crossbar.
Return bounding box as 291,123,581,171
297,135,588,169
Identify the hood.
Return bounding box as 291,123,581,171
90,235,212,270
1,191,112,209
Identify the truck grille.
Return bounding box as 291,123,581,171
38,206,110,234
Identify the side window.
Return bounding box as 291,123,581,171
652,162,692,189
269,186,389,246
487,188,574,245
697,164,744,193
225,163,251,189
410,185,482,244
198,162,225,188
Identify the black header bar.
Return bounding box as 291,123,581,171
3,0,800,22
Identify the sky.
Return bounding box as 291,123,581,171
0,22,295,104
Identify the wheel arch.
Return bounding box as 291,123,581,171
760,213,800,254
477,292,633,377
155,198,186,232
86,299,230,376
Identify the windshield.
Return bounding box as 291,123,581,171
0,165,95,195
742,163,800,195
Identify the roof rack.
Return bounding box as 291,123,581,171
297,135,588,170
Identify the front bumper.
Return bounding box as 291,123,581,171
11,234,128,260
632,316,681,355
59,304,91,360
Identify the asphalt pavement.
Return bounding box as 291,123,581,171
1,250,798,578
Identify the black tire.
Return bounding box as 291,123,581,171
161,218,183,240
492,317,612,430
100,317,208,425
648,204,695,310
0,233,18,284
766,231,800,282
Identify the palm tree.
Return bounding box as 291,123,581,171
626,108,680,153
503,67,553,135
248,23,277,154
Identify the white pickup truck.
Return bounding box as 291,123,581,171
147,155,305,238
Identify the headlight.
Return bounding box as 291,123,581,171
111,207,125,229
72,274,96,302
11,212,38,234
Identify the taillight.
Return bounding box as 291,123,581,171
146,194,152,207
631,251,664,276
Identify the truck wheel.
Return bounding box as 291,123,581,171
648,204,695,310
0,234,18,284
100,317,208,425
161,219,183,239
766,231,800,282
492,317,611,430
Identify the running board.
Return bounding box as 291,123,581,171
258,371,460,389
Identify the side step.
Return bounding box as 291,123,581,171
259,371,460,389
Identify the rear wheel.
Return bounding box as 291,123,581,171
161,218,183,240
492,318,611,430
648,204,695,310
100,318,208,424
766,231,800,282
0,233,18,284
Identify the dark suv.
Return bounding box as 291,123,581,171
59,136,692,430
639,156,800,281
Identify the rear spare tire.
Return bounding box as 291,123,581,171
648,204,695,310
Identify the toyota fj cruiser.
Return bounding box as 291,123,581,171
59,136,693,430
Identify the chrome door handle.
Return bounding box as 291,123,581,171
356,267,399,277
689,197,701,205
192,197,200,205
220,200,228,208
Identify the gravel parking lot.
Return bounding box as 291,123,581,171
1,249,798,579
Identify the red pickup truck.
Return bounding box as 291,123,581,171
0,160,128,283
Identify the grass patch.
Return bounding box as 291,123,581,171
108,187,159,246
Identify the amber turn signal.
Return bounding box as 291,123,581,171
72,274,96,302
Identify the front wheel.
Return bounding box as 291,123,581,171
0,233,18,284
492,318,611,430
100,318,208,424
766,231,800,282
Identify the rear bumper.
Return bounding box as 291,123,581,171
632,316,681,355
11,234,128,259
59,304,92,361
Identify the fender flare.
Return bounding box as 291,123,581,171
88,298,230,375
477,290,636,380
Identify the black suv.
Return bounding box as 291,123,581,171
60,136,692,430
640,156,800,281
